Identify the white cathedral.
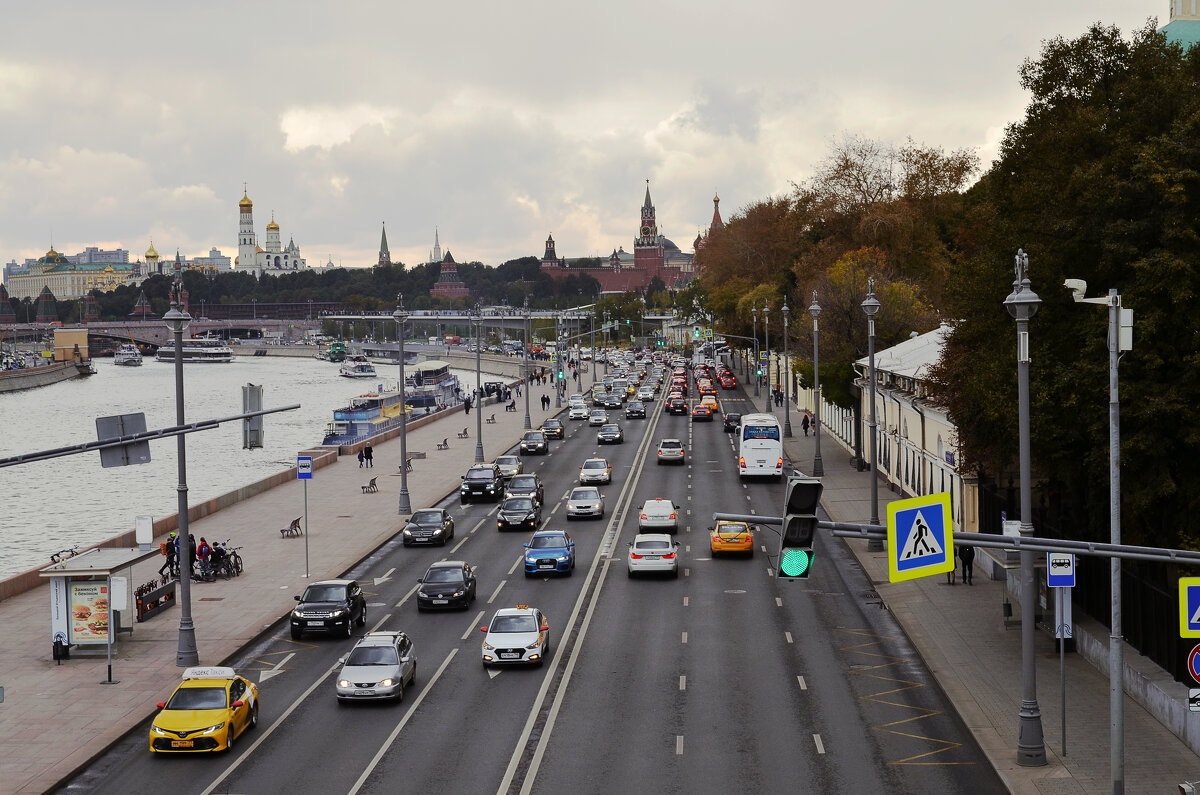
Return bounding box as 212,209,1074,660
235,188,308,277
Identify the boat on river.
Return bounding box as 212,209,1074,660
338,355,377,378
155,338,233,363
322,360,460,445
113,344,143,366
315,341,347,363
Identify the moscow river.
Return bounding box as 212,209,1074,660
0,353,477,580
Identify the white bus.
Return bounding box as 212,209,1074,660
738,413,784,481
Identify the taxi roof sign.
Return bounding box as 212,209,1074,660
182,666,238,680
886,492,954,583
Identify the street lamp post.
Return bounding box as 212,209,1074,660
763,304,772,413
1004,249,1047,767
200,299,206,322
1064,277,1128,790
862,279,882,552
523,297,532,429
783,303,792,437
555,313,563,409
164,260,199,667
472,309,484,464
809,292,824,477
393,294,411,516
307,299,312,322
591,314,597,385
603,312,610,375
252,298,257,320
751,307,760,397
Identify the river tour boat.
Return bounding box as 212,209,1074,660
338,355,377,378
113,343,143,366
155,338,234,363
322,360,460,445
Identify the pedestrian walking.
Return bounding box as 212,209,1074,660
946,549,957,585
364,443,374,468
159,532,178,579
960,544,975,585
801,414,810,437
358,450,365,467
188,534,197,577
197,537,212,580
465,397,472,416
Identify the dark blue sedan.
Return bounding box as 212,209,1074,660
523,531,576,577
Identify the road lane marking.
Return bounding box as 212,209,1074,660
487,580,506,604
679,676,686,691
463,610,486,640
258,652,295,683
684,568,690,577
785,632,794,644
550,503,560,515
682,631,688,644
798,675,808,690
373,567,396,586
813,734,825,755
776,597,783,607
683,596,689,607
508,555,522,575
348,650,459,795
393,582,420,608
450,536,470,554
370,612,391,633
676,736,684,755
685,545,691,553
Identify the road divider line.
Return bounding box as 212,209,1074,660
676,735,684,755
508,555,522,575
682,631,688,644
471,518,488,533
679,676,686,691
776,597,783,607
798,675,808,690
785,631,794,644
393,582,420,609
813,734,825,755
348,649,459,795
462,610,486,640
683,596,689,607
487,580,506,604
370,612,392,633
450,536,470,554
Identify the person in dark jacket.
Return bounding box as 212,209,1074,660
364,443,374,468
960,544,976,585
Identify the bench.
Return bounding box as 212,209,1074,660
281,517,302,537
485,414,497,424
403,458,414,473
436,438,449,451
456,427,469,438
361,477,378,494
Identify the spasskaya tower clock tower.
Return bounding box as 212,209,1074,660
634,180,665,274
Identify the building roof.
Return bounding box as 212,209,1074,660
145,241,159,260
39,247,70,266
855,323,949,381
1162,18,1200,49
240,190,253,208
266,212,279,231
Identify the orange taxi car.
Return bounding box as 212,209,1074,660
709,521,755,556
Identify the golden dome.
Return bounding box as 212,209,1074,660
239,190,253,208
145,240,159,260
266,211,279,231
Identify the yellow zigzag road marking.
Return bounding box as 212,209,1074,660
240,637,318,670
835,628,971,767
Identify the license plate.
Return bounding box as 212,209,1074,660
432,599,448,604
645,555,660,560
500,652,519,659
355,690,373,696
306,621,323,626
171,740,193,748
538,562,554,568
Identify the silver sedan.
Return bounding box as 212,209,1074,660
627,534,680,578
566,486,605,519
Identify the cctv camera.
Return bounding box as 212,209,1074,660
1063,278,1087,302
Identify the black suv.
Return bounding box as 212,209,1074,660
460,464,504,503
291,579,367,640
416,561,477,610
402,508,455,546
624,401,646,419
520,430,548,455
541,419,565,440
497,496,543,531
667,397,689,415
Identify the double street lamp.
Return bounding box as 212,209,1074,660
1003,249,1046,767
862,279,882,552
809,292,824,477
393,294,411,515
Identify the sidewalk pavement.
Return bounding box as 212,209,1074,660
758,397,1200,794
0,380,566,795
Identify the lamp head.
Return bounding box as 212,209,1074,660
861,278,881,318
1063,278,1087,302
809,291,821,319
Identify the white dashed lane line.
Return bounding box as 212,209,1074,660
813,734,825,755
797,675,808,690
676,736,685,755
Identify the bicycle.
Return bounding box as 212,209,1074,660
218,540,244,576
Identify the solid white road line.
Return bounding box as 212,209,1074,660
394,582,420,608
347,650,460,795
676,736,684,755
679,675,686,691
487,580,506,604
784,631,794,644
462,610,486,640
682,631,688,644
813,734,825,755
798,675,808,690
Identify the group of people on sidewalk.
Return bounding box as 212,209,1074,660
357,443,374,467
945,545,976,585
157,532,229,581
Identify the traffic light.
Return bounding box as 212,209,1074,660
693,327,700,339
778,475,822,578
558,368,565,380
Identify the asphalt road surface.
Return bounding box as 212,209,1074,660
60,367,1004,795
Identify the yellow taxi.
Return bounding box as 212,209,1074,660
149,666,259,753
699,395,720,414
709,521,755,557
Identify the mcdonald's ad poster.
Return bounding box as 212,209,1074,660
69,582,110,644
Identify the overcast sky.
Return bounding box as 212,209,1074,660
0,1,1165,274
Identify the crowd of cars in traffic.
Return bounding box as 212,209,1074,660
149,349,763,753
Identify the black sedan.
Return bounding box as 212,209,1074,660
667,397,689,415
497,496,543,531
723,411,742,432
460,464,504,503
402,508,456,546
596,424,624,444
520,430,548,455
602,394,624,410
505,473,545,505
624,401,646,419
416,561,476,610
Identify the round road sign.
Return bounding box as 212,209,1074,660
1188,644,1200,685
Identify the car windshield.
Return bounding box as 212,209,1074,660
660,441,682,449
346,646,399,666
466,467,494,480
165,686,227,710
644,501,672,513
301,585,346,602
530,534,568,549
572,488,600,500
504,498,534,512
601,425,619,433
523,432,543,441
497,457,519,467
411,510,443,524
635,540,672,551
743,426,781,440
544,420,561,428
424,568,464,583
490,614,539,633
582,461,606,470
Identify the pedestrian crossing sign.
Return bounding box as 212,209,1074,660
887,492,954,583
1179,579,1200,638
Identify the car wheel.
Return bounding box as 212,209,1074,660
249,702,259,729
225,724,236,752
403,540,411,547
396,678,405,702
290,628,302,641
358,605,367,627
344,619,354,639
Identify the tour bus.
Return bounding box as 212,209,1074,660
738,413,785,480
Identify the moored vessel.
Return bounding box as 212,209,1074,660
113,343,144,366
155,338,234,363
338,355,376,378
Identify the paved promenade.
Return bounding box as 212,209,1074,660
760,398,1200,794
0,381,565,794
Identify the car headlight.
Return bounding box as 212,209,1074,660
379,678,395,687
525,554,536,562
526,639,542,649
482,641,494,651
451,590,464,598
558,555,570,562
151,724,169,735
331,609,347,618
199,722,226,735
338,679,352,687
402,528,412,536
291,609,303,618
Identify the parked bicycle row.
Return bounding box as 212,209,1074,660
157,533,244,582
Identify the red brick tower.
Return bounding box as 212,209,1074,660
634,180,665,277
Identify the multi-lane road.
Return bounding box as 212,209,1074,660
61,370,1004,794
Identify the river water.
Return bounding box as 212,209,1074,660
0,355,478,580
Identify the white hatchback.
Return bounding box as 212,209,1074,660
638,498,679,533
627,534,680,577
480,605,550,667
568,403,589,420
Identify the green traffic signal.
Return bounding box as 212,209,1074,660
756,368,762,376
779,548,812,578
